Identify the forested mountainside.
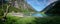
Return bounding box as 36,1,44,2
41,0,60,16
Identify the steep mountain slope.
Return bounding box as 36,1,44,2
0,0,36,16
41,0,60,16
10,0,35,12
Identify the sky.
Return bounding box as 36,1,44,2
26,0,57,12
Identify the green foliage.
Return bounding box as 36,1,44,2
0,9,4,16
34,16,60,24
8,6,21,12
5,14,60,24
5,14,36,24
1,13,59,24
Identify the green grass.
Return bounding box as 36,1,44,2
5,14,36,24
4,13,60,24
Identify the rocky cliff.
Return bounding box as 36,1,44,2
10,0,35,12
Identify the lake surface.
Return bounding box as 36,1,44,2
24,12,46,17
31,13,43,17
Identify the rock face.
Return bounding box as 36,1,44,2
41,0,60,16
10,0,35,12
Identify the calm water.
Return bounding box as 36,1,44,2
25,12,46,17
32,13,43,17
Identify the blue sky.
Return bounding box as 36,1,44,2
26,0,57,12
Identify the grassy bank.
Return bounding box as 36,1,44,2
5,14,36,24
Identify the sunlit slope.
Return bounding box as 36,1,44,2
0,0,36,19
1,0,36,13
11,0,36,12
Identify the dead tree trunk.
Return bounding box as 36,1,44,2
2,5,10,23
3,5,10,17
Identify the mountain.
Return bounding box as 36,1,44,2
0,0,36,16
41,0,60,16
9,0,36,12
